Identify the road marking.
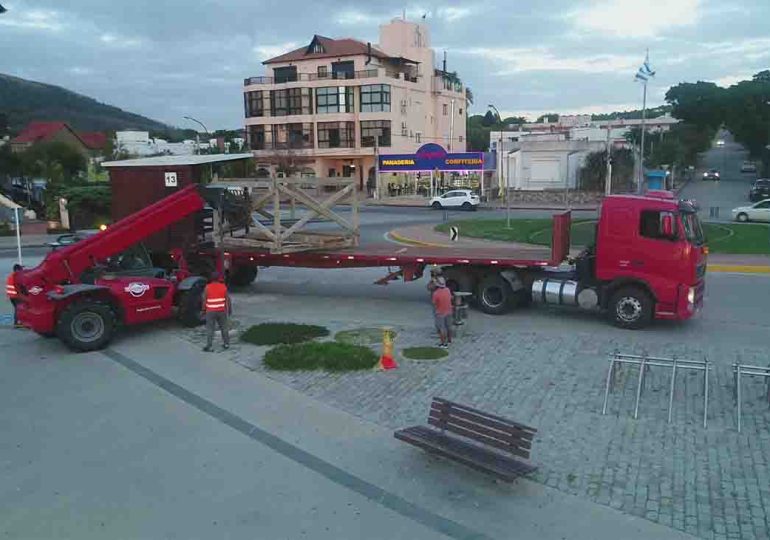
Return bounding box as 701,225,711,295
708,265,770,274
102,349,492,540
386,231,450,248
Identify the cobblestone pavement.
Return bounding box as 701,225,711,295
183,303,770,540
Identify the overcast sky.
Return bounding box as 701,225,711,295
1,0,768,129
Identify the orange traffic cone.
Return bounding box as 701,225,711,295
378,328,398,370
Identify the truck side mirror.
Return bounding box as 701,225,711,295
662,214,674,238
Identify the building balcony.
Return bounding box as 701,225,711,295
244,68,418,87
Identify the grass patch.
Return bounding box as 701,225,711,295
240,322,329,346
401,346,449,360
264,341,378,371
335,327,393,346
436,219,770,254
436,219,596,246
703,223,770,254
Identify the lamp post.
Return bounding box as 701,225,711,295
183,116,209,155
488,104,503,204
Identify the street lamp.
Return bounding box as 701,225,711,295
183,116,209,155
488,104,503,204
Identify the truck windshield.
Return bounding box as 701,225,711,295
681,212,705,245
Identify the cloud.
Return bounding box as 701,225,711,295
712,73,755,88
436,6,473,21
0,8,63,31
336,10,380,26
253,42,301,61
336,4,474,26
99,33,143,48
460,47,639,75
569,0,701,38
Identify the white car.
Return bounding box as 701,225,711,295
430,189,480,210
740,161,757,173
732,200,770,222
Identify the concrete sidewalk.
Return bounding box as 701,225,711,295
0,327,695,539
388,223,770,273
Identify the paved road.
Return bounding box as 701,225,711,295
680,130,759,221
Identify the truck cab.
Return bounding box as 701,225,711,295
593,193,706,326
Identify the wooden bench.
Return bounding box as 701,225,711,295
394,397,537,482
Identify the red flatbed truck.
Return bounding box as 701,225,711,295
14,185,706,352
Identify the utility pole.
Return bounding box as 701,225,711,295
184,116,209,155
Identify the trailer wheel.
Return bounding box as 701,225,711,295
56,300,116,352
609,286,653,330
228,265,258,287
476,274,513,315
179,280,206,327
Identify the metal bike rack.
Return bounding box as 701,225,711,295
602,351,711,427
732,362,770,433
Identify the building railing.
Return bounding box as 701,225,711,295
244,68,418,86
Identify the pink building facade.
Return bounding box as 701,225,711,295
243,18,466,191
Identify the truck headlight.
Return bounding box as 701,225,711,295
687,287,695,304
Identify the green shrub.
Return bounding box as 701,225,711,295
264,341,378,371
240,322,329,345
402,346,448,360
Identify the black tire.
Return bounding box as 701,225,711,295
432,201,442,210
476,274,513,315
736,212,749,223
608,286,653,330
179,280,206,327
56,300,116,352
461,201,472,211
228,265,258,287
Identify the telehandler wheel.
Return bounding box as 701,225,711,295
56,300,116,352
228,265,258,287
179,280,206,327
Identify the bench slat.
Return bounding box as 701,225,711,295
428,406,535,443
432,398,536,435
395,426,536,482
428,412,532,452
426,417,530,459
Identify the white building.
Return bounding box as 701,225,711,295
115,131,203,157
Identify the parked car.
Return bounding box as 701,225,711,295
702,169,720,181
741,161,757,173
749,179,770,202
430,189,480,210
732,200,770,222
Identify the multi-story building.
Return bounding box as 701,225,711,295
243,18,466,189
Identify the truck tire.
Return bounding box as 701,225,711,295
476,274,513,315
228,265,258,287
56,300,116,352
609,286,653,330
179,280,205,327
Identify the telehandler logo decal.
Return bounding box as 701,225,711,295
124,282,150,297
28,286,43,295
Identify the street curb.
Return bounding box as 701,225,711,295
708,264,770,274
386,231,449,248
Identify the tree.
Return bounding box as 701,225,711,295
536,113,559,123
503,116,527,126
665,81,725,129
21,141,86,181
722,72,770,157
579,148,634,193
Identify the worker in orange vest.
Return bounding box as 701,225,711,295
201,272,231,352
6,264,22,327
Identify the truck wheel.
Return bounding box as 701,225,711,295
609,286,653,330
56,300,116,352
476,274,513,315
228,265,258,287
179,280,205,327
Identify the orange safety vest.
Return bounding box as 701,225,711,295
204,282,228,313
5,273,17,299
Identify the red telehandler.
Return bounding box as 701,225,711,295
14,184,213,352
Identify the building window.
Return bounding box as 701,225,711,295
315,86,354,114
273,66,298,83
459,108,463,116
271,88,312,116
458,135,463,142
317,122,354,149
248,125,271,150
244,91,266,118
312,43,324,54
360,84,391,113
332,61,355,80
443,104,448,116
415,132,422,143
272,123,313,149
317,65,328,78
361,120,391,147
640,210,675,239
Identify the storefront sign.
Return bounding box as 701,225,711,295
379,143,493,172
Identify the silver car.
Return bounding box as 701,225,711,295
732,200,770,222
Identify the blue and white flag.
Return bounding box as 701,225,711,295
635,57,655,83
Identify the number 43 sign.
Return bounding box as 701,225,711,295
164,172,178,187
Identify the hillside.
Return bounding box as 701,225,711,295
0,73,173,135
